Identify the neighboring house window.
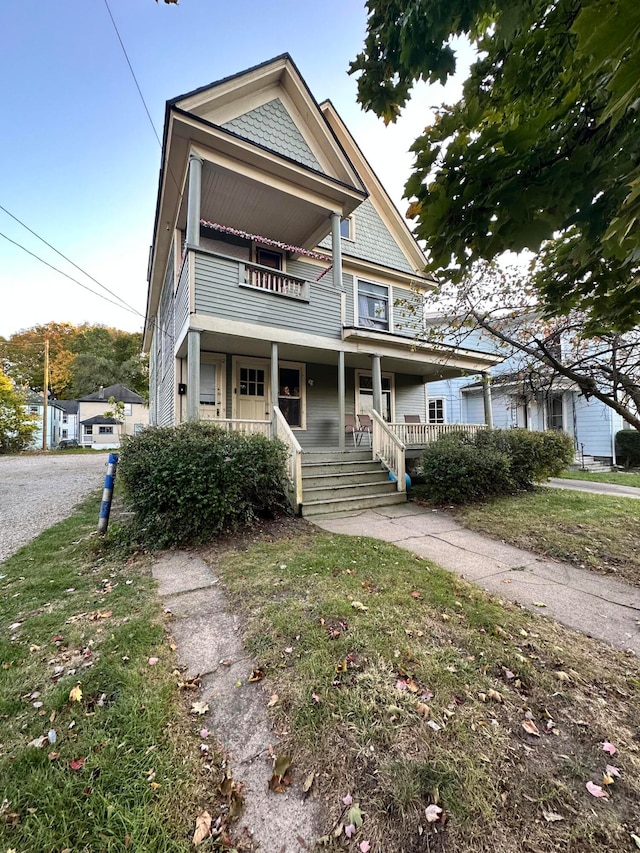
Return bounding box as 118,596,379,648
340,216,355,240
99,426,114,435
123,403,132,416
85,426,93,435
62,413,68,423
256,248,282,270
133,423,144,435
29,406,39,415
547,395,564,430
428,399,445,424
278,363,306,429
62,429,68,439
358,280,389,331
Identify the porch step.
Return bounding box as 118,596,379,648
570,454,612,473
300,450,406,518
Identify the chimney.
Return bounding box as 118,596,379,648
99,385,104,400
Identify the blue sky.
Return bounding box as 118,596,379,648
0,0,469,338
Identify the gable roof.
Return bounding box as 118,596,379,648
78,384,144,404
55,400,79,414
80,416,120,426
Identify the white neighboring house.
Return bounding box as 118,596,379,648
23,391,65,450
55,400,79,444
78,384,148,449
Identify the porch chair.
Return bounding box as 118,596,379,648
345,413,370,447
404,414,422,423
357,413,373,446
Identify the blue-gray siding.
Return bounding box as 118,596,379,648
222,98,323,172
319,199,414,274
175,253,190,336
156,244,176,427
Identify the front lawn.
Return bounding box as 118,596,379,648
207,524,640,853
0,496,228,853
452,488,640,587
560,470,640,488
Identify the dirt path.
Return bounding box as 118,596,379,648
0,453,109,562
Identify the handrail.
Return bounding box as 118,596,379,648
274,406,303,512
371,409,406,493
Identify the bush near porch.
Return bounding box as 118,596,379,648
418,429,574,504
118,422,288,546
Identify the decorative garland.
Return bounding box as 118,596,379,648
199,219,333,281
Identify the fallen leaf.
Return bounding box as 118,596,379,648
350,600,368,612
542,809,564,822
487,689,503,703
199,728,209,739
150,781,160,789
554,671,571,682
416,702,430,718
248,668,264,682
148,657,159,666
425,804,443,823
269,754,292,793
586,781,608,798
602,772,616,786
303,772,315,794
359,842,371,853
48,751,60,761
190,701,209,715
630,833,640,849
311,693,321,704
522,720,540,737
69,757,86,771
532,601,547,608
411,591,422,599
601,741,617,755
267,694,279,707
192,810,212,845
348,804,363,828
342,793,353,806
27,736,47,749
69,685,82,703
344,824,356,838
605,764,621,778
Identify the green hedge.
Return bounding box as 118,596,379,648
616,430,640,468
419,428,574,504
117,422,289,546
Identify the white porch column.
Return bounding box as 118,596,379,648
330,212,343,290
482,373,494,429
338,350,345,450
372,354,383,416
271,342,279,437
187,330,201,421
186,153,203,247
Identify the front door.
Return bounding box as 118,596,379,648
235,359,269,420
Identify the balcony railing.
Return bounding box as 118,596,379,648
198,415,272,438
389,422,487,447
240,261,309,300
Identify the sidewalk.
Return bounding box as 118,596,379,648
312,502,640,656
546,477,640,499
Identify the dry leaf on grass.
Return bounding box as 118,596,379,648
350,600,368,612
248,668,264,682
303,772,315,794
68,685,82,703
192,810,212,845
586,781,609,798
602,741,617,755
267,694,279,707
542,809,564,823
269,754,292,793
425,804,443,823
522,719,540,737
69,757,86,771
190,701,209,715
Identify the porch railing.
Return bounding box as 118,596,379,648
274,406,303,513
389,422,487,446
240,261,310,300
371,410,406,493
199,416,272,438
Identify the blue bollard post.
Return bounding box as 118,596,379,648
98,452,119,535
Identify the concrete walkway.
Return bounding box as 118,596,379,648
546,477,640,499
313,502,640,656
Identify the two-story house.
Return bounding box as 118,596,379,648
24,391,65,450
78,384,148,449
143,55,500,515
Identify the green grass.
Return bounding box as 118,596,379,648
208,524,640,852
560,469,640,488
454,488,640,586
0,497,226,853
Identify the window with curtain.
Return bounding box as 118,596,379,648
357,280,389,331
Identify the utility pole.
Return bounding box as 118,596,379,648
42,339,49,451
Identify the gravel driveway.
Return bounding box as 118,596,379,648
0,453,110,563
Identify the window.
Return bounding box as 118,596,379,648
62,413,68,423
85,425,93,436
123,403,132,416
239,367,265,397
358,280,389,331
428,399,445,424
29,406,39,415
547,395,564,430
200,363,218,405
340,216,354,240
99,426,114,435
256,248,282,270
356,372,393,421
278,364,305,428
62,429,68,439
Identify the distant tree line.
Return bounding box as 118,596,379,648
0,322,148,401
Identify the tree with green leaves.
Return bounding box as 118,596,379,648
0,370,38,453
351,0,640,332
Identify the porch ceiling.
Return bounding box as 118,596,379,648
178,330,489,382
178,161,334,249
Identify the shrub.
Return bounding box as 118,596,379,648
420,428,574,504
616,430,640,468
117,421,289,547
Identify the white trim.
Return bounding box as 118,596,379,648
427,397,446,425
355,277,391,333
355,369,395,422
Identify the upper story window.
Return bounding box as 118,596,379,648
428,399,445,424
29,406,39,415
340,216,355,241
358,280,389,331
256,248,283,270
62,413,68,423
123,403,132,416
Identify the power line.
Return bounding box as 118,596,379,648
102,0,162,148
0,204,142,317
0,230,143,318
